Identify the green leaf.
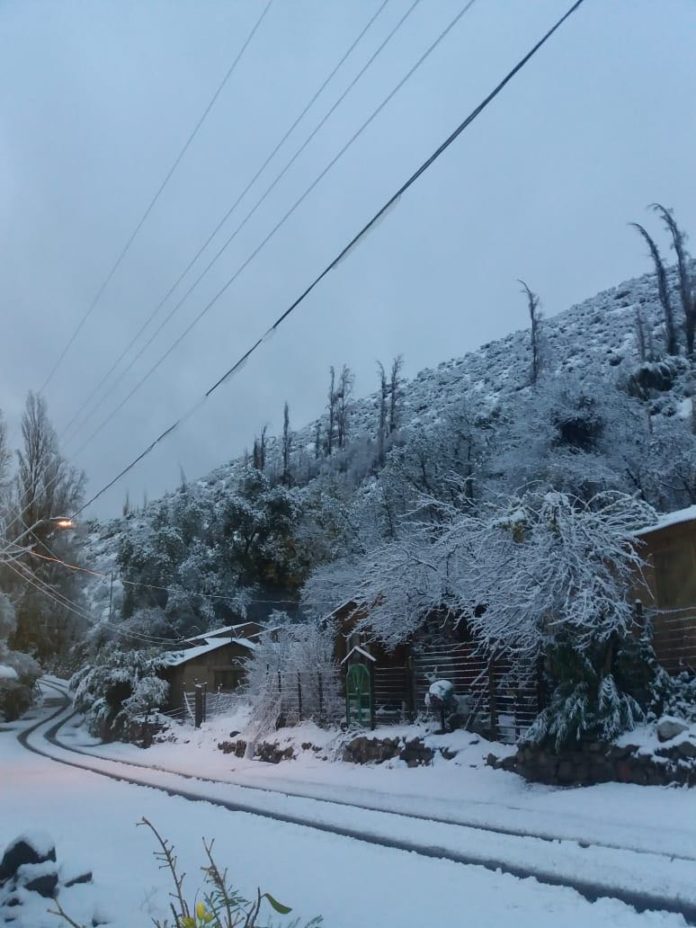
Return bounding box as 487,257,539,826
262,893,292,915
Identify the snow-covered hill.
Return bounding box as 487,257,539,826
80,263,694,632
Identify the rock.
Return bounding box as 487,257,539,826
0,836,55,883
64,871,93,888
657,717,689,742
24,871,58,898
255,741,294,764
678,740,696,759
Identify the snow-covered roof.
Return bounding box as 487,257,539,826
163,636,256,668
635,505,696,538
340,644,376,666
183,622,259,644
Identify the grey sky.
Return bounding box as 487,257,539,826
1,0,694,518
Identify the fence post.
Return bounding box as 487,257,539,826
194,684,204,729
369,662,376,731
535,653,546,713
488,655,498,740
406,655,416,723
297,672,303,721
317,672,324,726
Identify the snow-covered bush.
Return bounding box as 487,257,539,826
69,648,168,742
0,593,41,721
526,642,645,750
244,616,341,735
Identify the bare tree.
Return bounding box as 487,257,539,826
389,355,403,435
281,402,292,485
325,366,337,456
651,204,695,356
376,362,388,466
252,425,268,471
13,393,84,542
634,306,648,363
519,280,542,384
631,221,678,355
336,364,354,450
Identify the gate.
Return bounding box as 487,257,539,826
346,663,372,728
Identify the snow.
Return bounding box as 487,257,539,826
6,831,56,859
635,504,696,536
183,622,262,643
0,664,18,681
58,705,696,860
162,636,255,667
2,683,696,927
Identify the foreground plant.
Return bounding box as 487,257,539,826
50,818,321,928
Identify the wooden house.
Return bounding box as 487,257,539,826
634,505,696,673
159,622,264,710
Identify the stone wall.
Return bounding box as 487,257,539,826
489,739,696,786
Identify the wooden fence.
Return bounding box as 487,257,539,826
651,607,696,674
368,645,541,744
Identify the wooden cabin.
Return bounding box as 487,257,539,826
634,505,696,673
159,622,263,710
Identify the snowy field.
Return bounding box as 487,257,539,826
1,683,695,928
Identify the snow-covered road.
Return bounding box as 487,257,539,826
1,683,694,927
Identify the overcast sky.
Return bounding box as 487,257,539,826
1,0,695,518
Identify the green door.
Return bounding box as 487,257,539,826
346,663,372,727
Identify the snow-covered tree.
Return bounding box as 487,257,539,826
244,616,341,735
70,648,168,740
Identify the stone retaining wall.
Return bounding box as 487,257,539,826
489,740,696,786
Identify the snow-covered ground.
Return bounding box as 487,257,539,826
1,681,695,927
59,701,696,860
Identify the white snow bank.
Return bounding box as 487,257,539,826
0,664,18,681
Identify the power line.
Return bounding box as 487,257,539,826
21,542,300,606
61,0,414,453
38,0,276,395
6,558,186,646
71,0,468,458
73,0,587,518
60,0,392,445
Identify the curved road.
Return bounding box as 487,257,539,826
17,682,696,926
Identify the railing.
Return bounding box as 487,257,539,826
650,607,696,674
412,645,540,744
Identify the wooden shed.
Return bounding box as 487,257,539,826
635,505,696,673
159,623,263,710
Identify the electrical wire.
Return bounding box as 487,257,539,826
62,0,420,449
38,0,276,395
71,0,468,457
1,0,453,551
60,0,392,444
73,0,587,518
20,541,300,606
6,558,187,646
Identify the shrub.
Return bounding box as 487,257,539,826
69,649,168,741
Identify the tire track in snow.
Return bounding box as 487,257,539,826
17,684,696,925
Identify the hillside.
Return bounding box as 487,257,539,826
79,263,695,639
